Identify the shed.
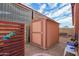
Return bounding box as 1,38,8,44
30,18,59,49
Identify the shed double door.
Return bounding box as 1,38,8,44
31,20,43,47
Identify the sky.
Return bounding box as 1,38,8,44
24,3,73,28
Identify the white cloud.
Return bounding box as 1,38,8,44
57,16,72,23
44,4,71,19
52,4,71,18
38,4,46,13
47,3,57,8
45,10,53,17
57,16,72,27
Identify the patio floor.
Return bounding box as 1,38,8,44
25,36,70,56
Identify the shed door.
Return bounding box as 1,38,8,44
31,20,43,46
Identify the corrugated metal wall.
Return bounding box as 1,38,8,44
0,3,32,24
0,3,33,44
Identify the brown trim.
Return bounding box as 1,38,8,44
57,24,59,43
45,19,47,49
41,20,43,47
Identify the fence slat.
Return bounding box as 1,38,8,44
0,21,24,56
